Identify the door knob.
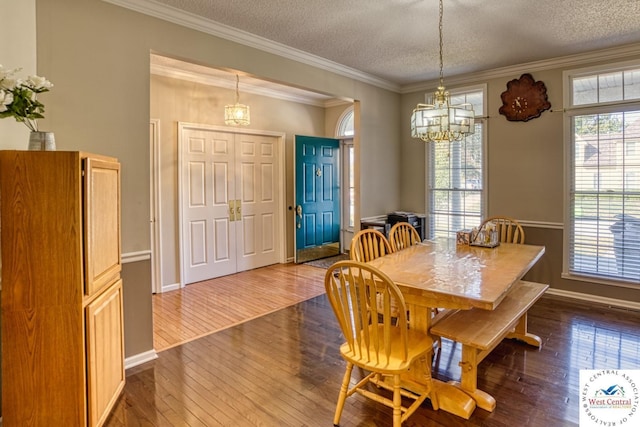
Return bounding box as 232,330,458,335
295,205,303,219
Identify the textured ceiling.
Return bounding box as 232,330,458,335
150,0,640,86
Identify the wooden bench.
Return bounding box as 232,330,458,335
430,280,549,412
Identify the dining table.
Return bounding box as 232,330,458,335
366,238,546,419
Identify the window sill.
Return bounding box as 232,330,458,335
561,272,640,290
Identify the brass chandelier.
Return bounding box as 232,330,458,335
225,74,250,126
410,0,474,143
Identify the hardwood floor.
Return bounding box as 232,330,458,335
107,263,640,426
153,263,327,350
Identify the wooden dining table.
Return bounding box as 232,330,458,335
367,238,546,418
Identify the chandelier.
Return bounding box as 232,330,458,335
225,74,250,126
410,0,474,143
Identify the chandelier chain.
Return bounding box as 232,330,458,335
235,74,240,103
409,0,475,143
438,0,444,88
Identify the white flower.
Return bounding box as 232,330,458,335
26,75,53,91
0,89,14,112
1,77,18,90
0,65,53,132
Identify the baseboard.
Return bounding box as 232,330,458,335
124,349,158,370
546,288,640,311
162,282,181,292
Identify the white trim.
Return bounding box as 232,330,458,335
151,62,332,107
103,0,397,92
161,282,181,293
122,250,151,264
518,220,564,230
124,349,158,370
360,215,388,223
150,119,164,293
402,43,640,94
561,272,640,290
546,288,640,311
104,1,640,95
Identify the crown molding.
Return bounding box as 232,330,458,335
102,0,399,92
400,42,640,94
151,63,335,107
103,1,640,96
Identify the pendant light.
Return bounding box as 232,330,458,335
410,0,474,143
225,74,250,126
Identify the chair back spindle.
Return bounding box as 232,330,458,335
389,222,422,252
350,229,392,262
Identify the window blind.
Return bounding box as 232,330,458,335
568,66,640,283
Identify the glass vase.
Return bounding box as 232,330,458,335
28,131,56,151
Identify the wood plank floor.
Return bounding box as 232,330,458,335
153,263,327,350
107,263,640,426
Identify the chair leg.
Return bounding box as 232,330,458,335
333,362,354,426
392,374,402,427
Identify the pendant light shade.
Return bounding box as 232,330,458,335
410,0,474,143
225,75,250,126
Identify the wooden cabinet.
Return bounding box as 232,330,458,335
0,151,124,426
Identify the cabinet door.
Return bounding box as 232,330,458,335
86,279,125,427
84,157,121,296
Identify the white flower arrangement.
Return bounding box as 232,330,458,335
0,65,53,132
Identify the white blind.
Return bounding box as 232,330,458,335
428,121,484,238
568,66,640,283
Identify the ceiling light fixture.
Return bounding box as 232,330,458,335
225,74,250,126
410,0,474,143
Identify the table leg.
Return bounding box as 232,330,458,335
450,345,496,412
405,303,479,418
433,380,478,419
506,313,543,348
404,355,477,419
407,303,430,331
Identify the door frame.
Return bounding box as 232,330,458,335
149,119,164,294
177,122,287,288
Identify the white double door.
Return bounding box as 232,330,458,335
180,124,281,285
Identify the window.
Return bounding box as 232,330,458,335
337,107,355,228
566,63,640,284
427,86,486,238
338,108,354,137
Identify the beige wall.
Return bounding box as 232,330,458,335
0,0,37,149
35,0,401,358
399,57,640,302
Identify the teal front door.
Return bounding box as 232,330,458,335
295,135,340,262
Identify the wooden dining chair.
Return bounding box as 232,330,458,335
349,228,401,321
349,229,392,262
389,221,422,252
325,261,438,427
479,216,525,244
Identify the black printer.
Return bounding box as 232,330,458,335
387,211,426,240
387,211,420,228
